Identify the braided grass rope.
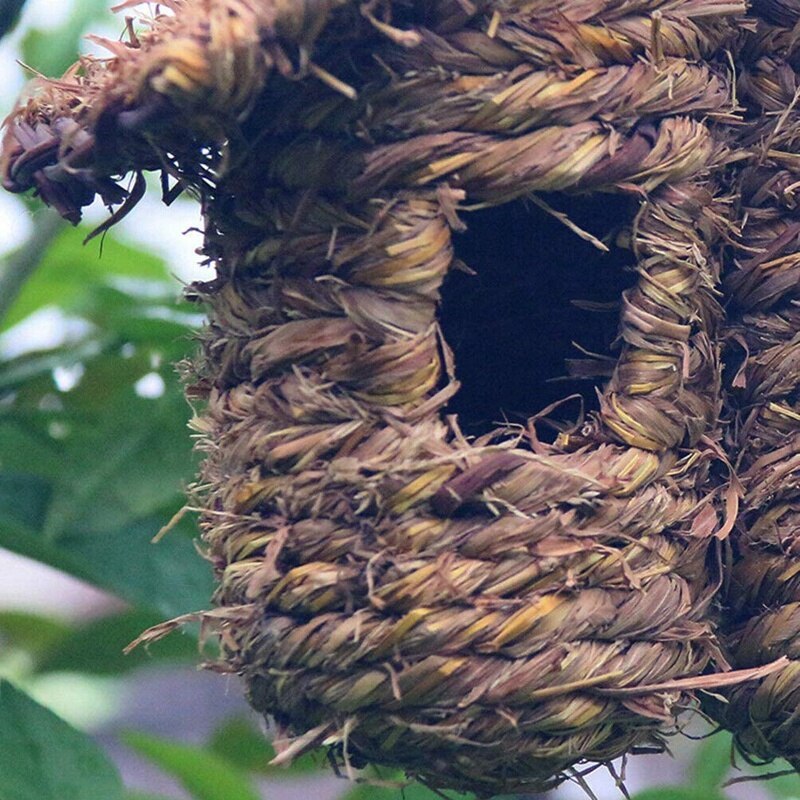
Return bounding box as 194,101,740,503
1,0,787,793
704,0,800,768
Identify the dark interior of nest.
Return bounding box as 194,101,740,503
439,193,638,441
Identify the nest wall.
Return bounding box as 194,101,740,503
702,0,800,768
2,0,793,794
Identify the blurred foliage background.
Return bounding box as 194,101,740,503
0,2,799,799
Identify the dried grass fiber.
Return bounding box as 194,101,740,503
701,0,800,769
2,0,792,794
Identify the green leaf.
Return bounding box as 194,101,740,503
208,717,275,775
122,731,260,800
0,380,212,618
0,199,209,624
0,679,124,800
766,780,800,800
20,0,119,78
0,232,202,612
36,609,198,676
0,339,105,392
631,789,728,800
0,473,52,533
0,418,64,480
125,794,176,800
0,507,212,620
343,777,473,800
0,612,69,659
40,390,196,535
125,794,175,800
2,225,180,333
691,732,733,790
209,716,325,776
749,760,800,799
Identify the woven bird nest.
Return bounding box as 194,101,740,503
702,0,800,768
2,0,789,794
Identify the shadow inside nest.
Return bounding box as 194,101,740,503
439,192,638,440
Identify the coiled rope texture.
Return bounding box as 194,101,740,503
1,0,786,793
705,0,800,769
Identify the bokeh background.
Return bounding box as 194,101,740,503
0,2,794,799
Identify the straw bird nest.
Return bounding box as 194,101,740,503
3,0,800,794
702,0,800,768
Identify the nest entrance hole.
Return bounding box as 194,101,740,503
440,194,637,439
